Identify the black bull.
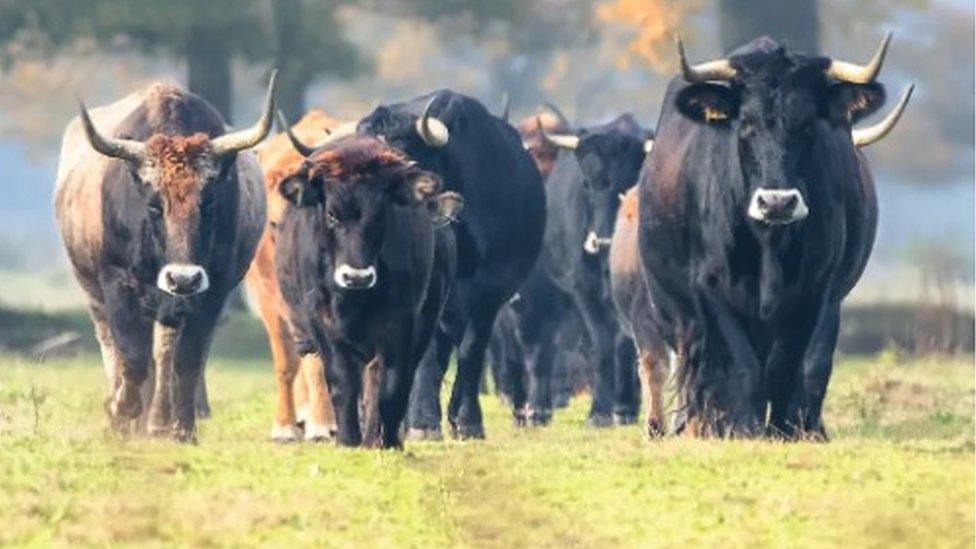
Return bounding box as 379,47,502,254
632,36,911,438
497,114,655,426
353,90,547,439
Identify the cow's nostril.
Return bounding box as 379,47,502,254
189,272,202,286
784,195,798,210
165,271,177,287
757,195,768,210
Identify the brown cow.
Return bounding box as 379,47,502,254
516,103,572,179
246,110,343,442
609,187,671,439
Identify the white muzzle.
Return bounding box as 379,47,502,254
157,264,210,296
747,188,809,225
334,263,377,290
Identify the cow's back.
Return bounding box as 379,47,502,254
55,87,153,298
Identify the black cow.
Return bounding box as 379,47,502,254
314,90,546,439
514,114,654,426
272,132,462,448
635,35,912,438
54,76,276,441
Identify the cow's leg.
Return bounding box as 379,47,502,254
447,311,496,439
170,301,222,443
147,321,179,436
324,341,364,447
194,373,211,419
407,326,454,440
301,353,337,441
498,320,528,426
375,322,417,449
572,291,617,428
613,334,639,425
91,307,122,397
102,285,152,430
798,304,840,440
256,300,303,442
637,347,667,439
361,357,384,447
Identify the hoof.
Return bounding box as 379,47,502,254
147,422,172,437
406,427,443,442
512,410,527,428
613,413,638,426
643,419,665,440
295,405,309,426
304,422,336,442
195,405,211,420
450,422,486,440
172,427,197,444
586,413,614,429
527,408,552,427
270,424,303,443
108,384,143,421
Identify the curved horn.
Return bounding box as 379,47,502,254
415,97,450,147
211,70,278,156
500,92,510,122
276,111,317,157
539,102,570,127
538,116,579,150
827,32,892,84
853,83,914,147
78,100,146,163
676,35,737,83
643,139,654,154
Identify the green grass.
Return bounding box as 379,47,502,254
0,353,972,547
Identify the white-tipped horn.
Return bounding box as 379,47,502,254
415,97,450,147
211,70,278,156
826,32,892,84
500,92,510,122
676,35,737,83
539,117,579,150
78,100,146,163
853,83,914,147
643,139,654,154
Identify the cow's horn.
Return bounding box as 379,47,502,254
539,117,579,150
677,35,737,83
540,102,570,126
500,92,510,122
276,111,317,157
827,32,892,84
643,139,654,154
415,97,450,147
853,83,913,147
211,70,278,156
78,100,146,163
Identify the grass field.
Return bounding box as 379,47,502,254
0,352,972,547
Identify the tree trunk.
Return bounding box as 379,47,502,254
273,0,310,123
718,0,820,55
186,26,233,123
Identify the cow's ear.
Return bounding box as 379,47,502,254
427,191,464,227
827,82,885,125
392,168,442,206
675,84,739,125
279,175,323,207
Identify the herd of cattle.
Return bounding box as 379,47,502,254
53,35,912,448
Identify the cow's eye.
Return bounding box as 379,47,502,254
326,211,340,228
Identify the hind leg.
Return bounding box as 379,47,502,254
407,326,454,440
301,353,337,441
637,348,668,439
613,334,639,425
447,310,496,439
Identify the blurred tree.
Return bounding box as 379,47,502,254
0,0,366,122
597,0,701,72
718,0,819,54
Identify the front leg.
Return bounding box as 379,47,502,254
147,321,179,436
325,340,364,447
101,275,153,430
170,300,223,443
798,304,841,439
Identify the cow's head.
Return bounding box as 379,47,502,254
673,34,912,227
79,73,277,297
542,116,653,255
518,103,572,179
278,128,463,291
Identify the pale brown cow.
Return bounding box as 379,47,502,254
246,110,342,442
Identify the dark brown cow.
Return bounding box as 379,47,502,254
55,77,275,441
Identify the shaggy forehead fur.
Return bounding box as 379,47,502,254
145,132,213,215
308,137,409,184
